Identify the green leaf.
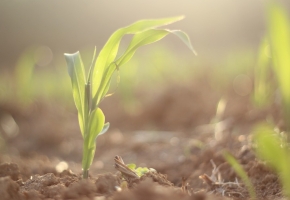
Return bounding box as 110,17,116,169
169,30,197,55
96,29,169,102
82,143,96,173
82,108,105,171
135,167,150,177
99,122,110,135
253,37,272,107
64,52,86,136
87,108,105,148
117,29,196,67
126,164,149,177
267,3,290,129
91,16,185,106
126,163,136,170
87,46,97,83
14,47,36,104
117,29,169,66
254,125,288,172
96,29,196,103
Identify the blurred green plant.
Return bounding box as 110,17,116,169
0,47,36,105
64,16,195,179
267,2,290,131
254,124,290,198
254,2,290,131
0,47,73,107
253,37,273,107
253,2,290,198
14,47,36,104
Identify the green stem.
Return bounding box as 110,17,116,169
83,169,89,179
85,82,92,112
82,138,96,179
82,141,89,179
82,82,92,179
82,138,90,178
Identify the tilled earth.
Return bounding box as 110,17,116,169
0,79,285,200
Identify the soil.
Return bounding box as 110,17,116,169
0,75,285,200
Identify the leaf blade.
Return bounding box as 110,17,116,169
96,29,196,103
87,108,105,148
99,122,110,136
117,29,169,66
91,16,185,106
267,3,290,128
169,30,197,55
64,52,86,136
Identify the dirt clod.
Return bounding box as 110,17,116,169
22,173,59,192
0,163,20,181
0,176,21,200
62,179,96,199
95,173,121,195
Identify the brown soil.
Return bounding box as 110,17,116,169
0,76,285,200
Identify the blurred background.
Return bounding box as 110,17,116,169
0,0,290,138
0,0,267,68
0,0,272,106
0,0,289,176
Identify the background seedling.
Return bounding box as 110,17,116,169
254,2,290,132
253,2,290,198
267,3,290,131
64,16,195,178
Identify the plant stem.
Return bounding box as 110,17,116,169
82,139,90,179
83,169,89,179
82,140,96,179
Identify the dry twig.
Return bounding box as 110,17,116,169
114,155,139,183
199,160,245,198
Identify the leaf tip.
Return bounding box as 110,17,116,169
179,15,185,19
173,15,185,22
64,51,80,57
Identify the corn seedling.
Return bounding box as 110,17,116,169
254,2,290,131
253,37,272,108
64,16,195,178
252,3,290,198
267,2,290,132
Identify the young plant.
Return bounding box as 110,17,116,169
64,16,195,178
267,2,290,132
254,2,290,131
253,2,290,198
